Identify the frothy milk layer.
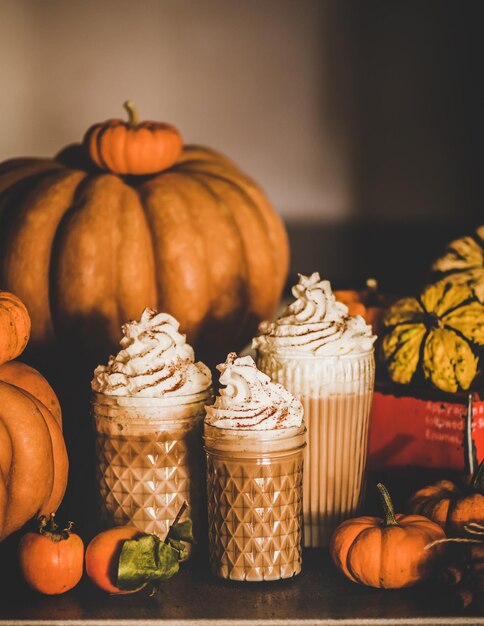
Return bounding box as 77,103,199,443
205,353,303,430
252,272,376,356
92,308,211,397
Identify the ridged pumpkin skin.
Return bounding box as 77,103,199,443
0,145,288,367
330,485,445,589
432,225,484,302
381,280,484,393
84,101,183,176
0,290,31,366
0,374,68,541
0,360,62,428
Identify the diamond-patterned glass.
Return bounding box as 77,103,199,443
206,448,304,581
92,394,209,544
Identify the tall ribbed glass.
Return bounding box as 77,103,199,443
256,351,374,547
91,389,211,548
204,424,305,581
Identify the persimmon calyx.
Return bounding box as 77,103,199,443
37,513,74,542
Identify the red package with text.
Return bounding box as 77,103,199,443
368,388,484,471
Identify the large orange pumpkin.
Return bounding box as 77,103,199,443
0,361,68,541
0,109,288,367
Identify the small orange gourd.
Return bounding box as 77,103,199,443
83,101,183,176
0,290,30,366
334,278,388,335
330,483,445,589
407,461,484,538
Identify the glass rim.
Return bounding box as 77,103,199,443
255,347,375,361
203,421,306,438
91,386,213,406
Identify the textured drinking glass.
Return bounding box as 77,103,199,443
204,423,305,581
257,350,375,547
92,389,211,544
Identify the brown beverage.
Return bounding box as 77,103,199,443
90,308,213,548
92,390,211,544
205,423,305,581
256,350,375,547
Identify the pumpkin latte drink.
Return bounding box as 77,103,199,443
91,309,212,543
205,353,305,581
253,273,376,547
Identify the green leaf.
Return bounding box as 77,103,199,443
117,534,180,591
167,538,189,561
168,518,194,543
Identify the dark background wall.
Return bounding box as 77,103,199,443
1,0,482,294
290,0,483,293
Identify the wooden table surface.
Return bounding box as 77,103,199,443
0,547,482,626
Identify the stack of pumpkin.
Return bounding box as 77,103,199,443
0,101,288,370
0,291,68,542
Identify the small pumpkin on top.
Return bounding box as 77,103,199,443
381,280,484,393
83,101,183,176
330,483,445,589
407,461,484,538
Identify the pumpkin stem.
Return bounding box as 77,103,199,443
376,483,399,527
123,100,139,128
472,459,484,493
37,513,74,542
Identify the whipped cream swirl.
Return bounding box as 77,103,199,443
92,308,212,397
252,272,376,356
205,353,303,430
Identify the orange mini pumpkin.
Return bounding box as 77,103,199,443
330,483,445,589
0,290,30,366
84,101,183,176
407,461,484,537
334,279,390,336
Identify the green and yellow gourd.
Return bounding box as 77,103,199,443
431,225,484,303
381,281,484,393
